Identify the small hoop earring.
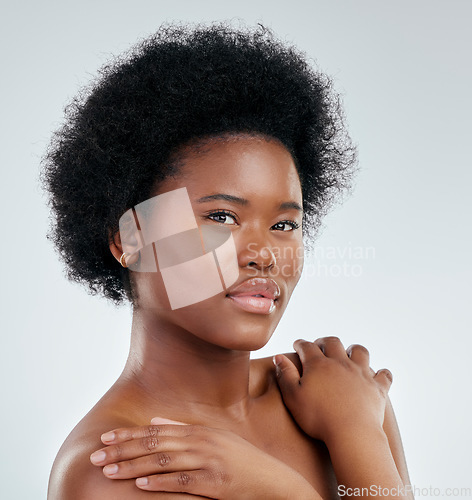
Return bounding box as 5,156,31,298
119,252,128,268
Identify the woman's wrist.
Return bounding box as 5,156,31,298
323,425,406,498
323,421,387,451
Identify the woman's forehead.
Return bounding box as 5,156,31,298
159,135,302,202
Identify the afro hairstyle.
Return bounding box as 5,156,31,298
40,20,357,306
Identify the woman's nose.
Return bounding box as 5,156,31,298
237,239,277,272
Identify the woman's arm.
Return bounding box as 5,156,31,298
274,337,413,499
383,395,412,492
282,350,413,494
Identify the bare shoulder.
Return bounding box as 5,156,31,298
47,410,133,499
47,411,200,500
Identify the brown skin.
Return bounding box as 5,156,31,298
47,135,412,499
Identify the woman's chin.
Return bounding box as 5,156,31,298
188,320,275,352
179,296,282,349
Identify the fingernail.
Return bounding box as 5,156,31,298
101,431,115,443
151,417,186,425
90,450,106,464
104,464,118,475
272,355,282,366
136,477,149,486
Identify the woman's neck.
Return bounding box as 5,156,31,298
120,307,254,423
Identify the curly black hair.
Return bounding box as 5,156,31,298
40,20,357,306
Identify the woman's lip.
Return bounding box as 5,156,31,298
225,277,280,300
226,295,276,315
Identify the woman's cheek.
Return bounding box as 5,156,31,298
277,242,304,283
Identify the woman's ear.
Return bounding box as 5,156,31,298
108,227,140,268
108,228,122,262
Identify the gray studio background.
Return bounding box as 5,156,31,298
1,1,471,498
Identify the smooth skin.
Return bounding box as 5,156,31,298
47,135,413,499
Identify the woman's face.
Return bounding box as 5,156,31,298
127,135,304,351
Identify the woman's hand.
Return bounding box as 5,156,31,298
89,418,321,500
274,338,410,498
273,337,393,446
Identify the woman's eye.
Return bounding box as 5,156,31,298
207,212,237,225
272,221,300,231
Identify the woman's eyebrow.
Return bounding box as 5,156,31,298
196,194,248,205
196,194,302,212
279,201,302,212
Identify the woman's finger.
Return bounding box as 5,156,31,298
313,336,347,359
100,423,192,445
292,339,324,366
90,434,191,466
136,469,225,496
273,354,300,411
374,368,393,394
346,344,370,367
101,450,203,480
